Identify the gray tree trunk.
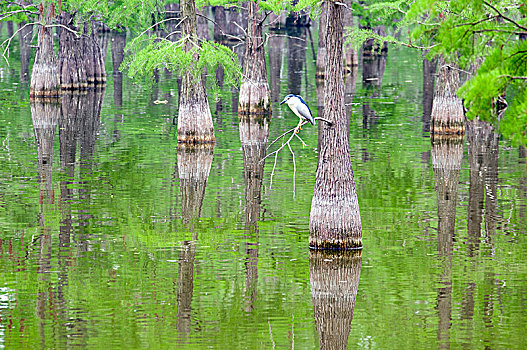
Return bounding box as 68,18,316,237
422,55,437,133
238,1,271,115
431,56,464,136
309,0,362,250
213,6,226,41
18,21,33,83
316,2,327,80
310,250,361,349
268,35,284,103
30,5,60,98
177,0,214,143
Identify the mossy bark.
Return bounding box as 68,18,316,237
238,2,271,116
431,56,465,136
309,0,362,250
310,250,361,349
30,5,60,99
177,0,214,143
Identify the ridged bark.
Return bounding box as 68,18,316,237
177,0,214,143
238,2,271,115
309,0,362,250
431,56,464,136
310,250,362,349
30,5,60,99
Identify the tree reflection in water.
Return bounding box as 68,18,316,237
310,250,362,350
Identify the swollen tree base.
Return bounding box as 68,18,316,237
238,82,271,116
177,100,215,143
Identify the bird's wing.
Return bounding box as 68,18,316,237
296,103,315,125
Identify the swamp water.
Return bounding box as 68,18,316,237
0,24,526,349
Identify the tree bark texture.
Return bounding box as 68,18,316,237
177,0,214,143
422,55,437,133
30,5,60,99
431,56,464,136
18,21,33,83
309,0,362,250
238,2,271,115
343,0,357,71
213,6,226,41
316,2,327,81
310,250,361,349
111,31,126,107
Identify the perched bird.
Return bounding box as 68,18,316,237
280,94,315,126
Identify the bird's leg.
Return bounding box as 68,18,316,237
295,119,303,133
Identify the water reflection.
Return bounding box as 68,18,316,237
310,250,361,350
287,27,307,96
176,143,213,340
239,114,270,312
362,51,387,130
431,137,462,349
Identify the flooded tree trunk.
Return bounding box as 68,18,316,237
343,0,357,72
422,55,437,133
362,53,386,130
30,5,60,99
310,250,361,349
18,21,33,83
111,31,126,107
213,6,226,42
177,0,214,143
316,2,327,81
197,8,210,40
309,0,362,250
287,28,307,96
268,35,284,103
238,1,271,115
58,13,87,91
431,56,464,136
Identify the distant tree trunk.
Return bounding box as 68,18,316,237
178,0,214,143
238,1,271,115
268,35,284,103
316,2,327,80
111,30,126,107
362,54,386,129
7,21,14,37
197,8,210,40
287,28,307,96
343,0,357,72
309,0,362,250
431,56,464,136
18,21,33,83
310,250,361,349
213,6,226,41
422,55,437,133
30,4,60,99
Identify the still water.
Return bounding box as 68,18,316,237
0,22,526,349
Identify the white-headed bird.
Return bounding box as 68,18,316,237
280,94,315,127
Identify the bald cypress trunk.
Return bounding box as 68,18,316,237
431,56,464,136
310,250,361,349
316,2,327,81
309,0,362,250
238,1,271,115
177,0,214,143
30,4,60,99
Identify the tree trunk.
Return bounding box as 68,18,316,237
268,35,284,103
422,55,437,133
213,6,226,41
58,13,87,91
111,30,126,107
30,4,60,99
18,21,33,83
431,56,464,136
316,2,327,80
177,0,214,143
343,0,357,72
238,1,271,115
310,250,361,349
287,28,307,96
309,0,362,250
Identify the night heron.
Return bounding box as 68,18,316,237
280,94,315,128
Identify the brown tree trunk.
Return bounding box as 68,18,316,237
268,35,284,103
316,2,327,81
310,250,361,349
431,56,464,136
111,30,126,107
423,55,437,133
58,13,87,90
238,1,271,115
309,0,362,250
287,28,307,96
18,21,33,83
343,0,357,72
197,8,210,40
362,53,386,129
213,6,226,42
177,0,214,143
30,4,61,99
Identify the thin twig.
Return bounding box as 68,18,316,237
270,148,279,189
291,314,295,350
483,1,527,32
294,133,307,148
267,120,308,150
314,116,332,125
131,16,187,46
1,21,38,64
287,142,296,198
268,319,276,350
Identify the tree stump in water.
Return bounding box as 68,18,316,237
309,0,362,250
431,57,464,136
30,6,60,99
310,250,361,349
238,2,271,116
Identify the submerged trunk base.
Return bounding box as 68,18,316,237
238,82,271,116
177,102,215,144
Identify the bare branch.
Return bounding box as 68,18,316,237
195,12,244,42
287,142,296,198
483,1,527,32
1,21,38,65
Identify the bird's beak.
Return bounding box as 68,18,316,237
280,98,287,105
